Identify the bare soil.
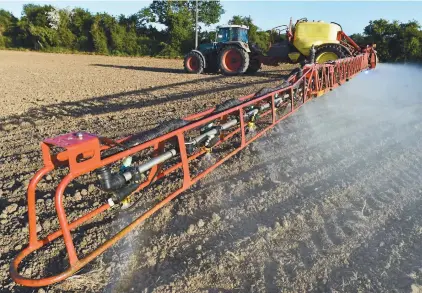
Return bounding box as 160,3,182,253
0,51,421,293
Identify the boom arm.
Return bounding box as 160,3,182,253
11,48,377,287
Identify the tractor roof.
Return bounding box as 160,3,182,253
218,25,249,30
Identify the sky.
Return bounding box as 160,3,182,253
0,1,421,34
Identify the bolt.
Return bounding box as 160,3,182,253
75,132,84,139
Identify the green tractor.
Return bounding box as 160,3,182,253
183,25,259,76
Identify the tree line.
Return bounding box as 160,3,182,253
350,19,422,62
0,1,225,57
1,2,421,62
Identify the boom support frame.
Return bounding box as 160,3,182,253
11,49,376,287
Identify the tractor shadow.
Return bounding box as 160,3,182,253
91,63,185,74
91,64,294,78
0,70,287,131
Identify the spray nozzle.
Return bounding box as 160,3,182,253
247,121,257,132
120,156,133,173
121,197,132,209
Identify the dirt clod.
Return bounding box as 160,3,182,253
74,191,82,201
42,220,51,231
4,180,15,189
88,184,96,193
197,219,205,228
211,213,221,223
5,203,18,214
187,224,196,235
0,52,421,293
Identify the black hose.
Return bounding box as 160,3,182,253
122,119,190,148
112,183,141,203
96,167,126,191
330,22,343,31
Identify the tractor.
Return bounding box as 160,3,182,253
184,18,364,75
184,24,254,76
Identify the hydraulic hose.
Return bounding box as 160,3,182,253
99,93,288,204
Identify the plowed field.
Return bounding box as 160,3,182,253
0,51,421,293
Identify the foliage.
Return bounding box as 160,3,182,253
149,0,224,27
148,0,224,56
354,19,422,62
0,2,222,56
0,9,17,47
90,14,109,54
158,6,193,57
2,4,422,62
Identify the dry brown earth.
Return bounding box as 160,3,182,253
0,51,421,293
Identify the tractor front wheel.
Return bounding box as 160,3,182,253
219,46,249,76
184,51,204,74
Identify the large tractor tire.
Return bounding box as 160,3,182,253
246,57,262,74
369,51,378,69
314,44,347,64
218,46,249,76
184,51,204,74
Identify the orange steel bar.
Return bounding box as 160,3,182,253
27,166,54,247
55,174,79,265
11,49,376,287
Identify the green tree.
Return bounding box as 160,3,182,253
15,4,59,49
91,14,109,54
349,33,367,46
159,7,193,57
149,0,224,27
0,9,17,47
56,8,76,49
148,0,224,56
70,8,94,51
362,19,422,62
399,21,422,61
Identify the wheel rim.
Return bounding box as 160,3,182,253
316,52,338,63
222,49,242,72
186,56,199,71
370,52,377,69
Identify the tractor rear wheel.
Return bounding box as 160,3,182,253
219,46,249,76
314,44,347,63
184,51,204,74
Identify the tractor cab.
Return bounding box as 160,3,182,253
197,25,249,53
216,25,249,43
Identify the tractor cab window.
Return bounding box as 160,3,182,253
217,28,230,43
217,27,248,43
232,28,248,43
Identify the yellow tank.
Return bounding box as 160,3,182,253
292,21,341,56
